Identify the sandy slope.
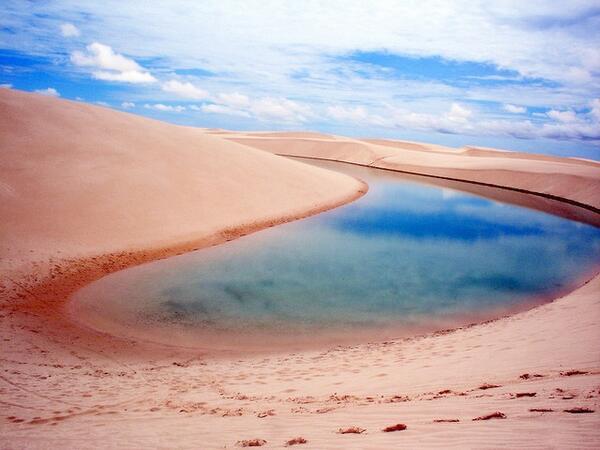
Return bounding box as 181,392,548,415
0,91,364,269
220,132,600,211
1,91,599,449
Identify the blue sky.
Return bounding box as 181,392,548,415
1,1,600,159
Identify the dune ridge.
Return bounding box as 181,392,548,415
220,131,600,212
1,90,599,448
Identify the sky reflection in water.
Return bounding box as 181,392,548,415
73,161,600,342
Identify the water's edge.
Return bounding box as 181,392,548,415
65,158,600,355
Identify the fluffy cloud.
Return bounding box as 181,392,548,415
216,92,250,109
162,80,208,99
0,83,12,89
144,103,186,112
447,103,472,123
503,104,526,114
60,23,80,37
324,103,475,134
546,109,578,123
539,101,600,140
203,93,313,123
251,97,313,122
326,105,369,122
93,71,156,83
201,103,250,117
325,98,600,143
71,42,156,83
34,87,60,97
121,101,136,109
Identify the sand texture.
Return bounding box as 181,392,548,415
1,91,599,448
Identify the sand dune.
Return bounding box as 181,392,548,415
1,90,599,449
223,131,600,211
0,90,364,281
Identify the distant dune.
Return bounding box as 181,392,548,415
1,90,599,449
220,131,600,211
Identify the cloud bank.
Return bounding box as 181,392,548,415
2,1,599,154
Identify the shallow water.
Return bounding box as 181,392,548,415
70,159,600,351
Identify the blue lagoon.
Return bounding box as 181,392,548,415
70,159,600,352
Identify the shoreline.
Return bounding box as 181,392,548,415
61,158,600,357
291,155,600,215
6,180,368,359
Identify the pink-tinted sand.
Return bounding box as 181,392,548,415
1,89,599,449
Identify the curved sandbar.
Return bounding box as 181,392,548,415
1,89,599,448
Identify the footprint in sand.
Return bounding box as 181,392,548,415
564,407,594,413
513,392,536,398
337,427,366,434
236,439,267,447
285,437,307,446
478,383,501,390
560,370,588,376
382,424,407,432
473,412,506,421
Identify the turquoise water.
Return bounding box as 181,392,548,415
71,160,600,349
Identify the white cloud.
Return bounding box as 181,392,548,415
203,93,313,123
251,97,313,122
71,42,156,84
162,80,208,99
93,70,157,83
60,23,80,37
503,104,526,114
538,100,600,140
447,103,472,123
382,104,471,134
325,102,476,134
71,42,139,72
326,105,368,122
546,109,578,123
216,92,250,109
201,103,250,117
0,83,12,89
23,1,598,93
34,87,60,97
121,101,136,109
144,103,186,112
325,97,600,143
